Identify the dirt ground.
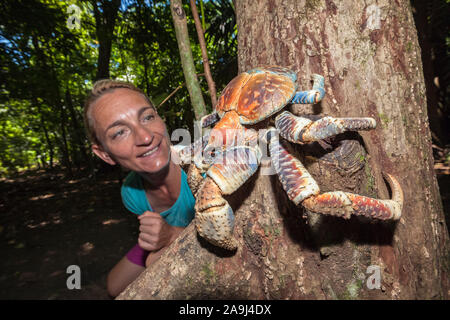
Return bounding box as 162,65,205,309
0,167,139,299
0,148,449,300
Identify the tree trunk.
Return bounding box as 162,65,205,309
92,0,121,81
136,2,151,96
57,100,72,176
34,98,54,170
118,0,448,300
170,0,207,119
65,89,88,170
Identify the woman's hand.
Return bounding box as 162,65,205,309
137,211,183,252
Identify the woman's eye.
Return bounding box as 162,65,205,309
112,129,125,139
143,114,155,121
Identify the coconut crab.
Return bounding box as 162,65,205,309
173,66,403,250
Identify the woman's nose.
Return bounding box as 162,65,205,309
135,126,153,146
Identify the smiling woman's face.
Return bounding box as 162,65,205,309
90,88,171,174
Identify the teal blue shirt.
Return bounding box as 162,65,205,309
121,169,195,227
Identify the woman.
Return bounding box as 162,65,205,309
84,80,196,298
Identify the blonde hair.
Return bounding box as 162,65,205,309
84,79,153,145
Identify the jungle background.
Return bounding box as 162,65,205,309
0,0,448,299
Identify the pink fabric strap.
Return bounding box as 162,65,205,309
125,243,149,267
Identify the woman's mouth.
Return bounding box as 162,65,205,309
139,143,160,157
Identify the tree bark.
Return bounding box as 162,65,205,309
118,0,448,300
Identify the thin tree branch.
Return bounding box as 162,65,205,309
158,73,205,108
157,85,183,108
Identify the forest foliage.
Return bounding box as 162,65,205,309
0,0,448,176
0,0,237,175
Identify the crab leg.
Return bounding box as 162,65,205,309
266,128,403,221
291,74,325,104
205,110,245,150
195,146,262,250
171,133,210,166
171,134,212,195
302,173,403,220
266,128,320,204
275,111,376,143
186,164,204,196
201,112,220,128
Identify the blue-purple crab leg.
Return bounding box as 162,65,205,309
265,128,403,220
275,111,376,143
265,128,320,204
195,146,262,250
201,112,220,128
290,74,325,104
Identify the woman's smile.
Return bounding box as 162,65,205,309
138,142,161,158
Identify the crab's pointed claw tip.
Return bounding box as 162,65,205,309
383,172,403,220
301,172,403,221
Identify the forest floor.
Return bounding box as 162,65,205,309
0,167,139,299
0,148,449,300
